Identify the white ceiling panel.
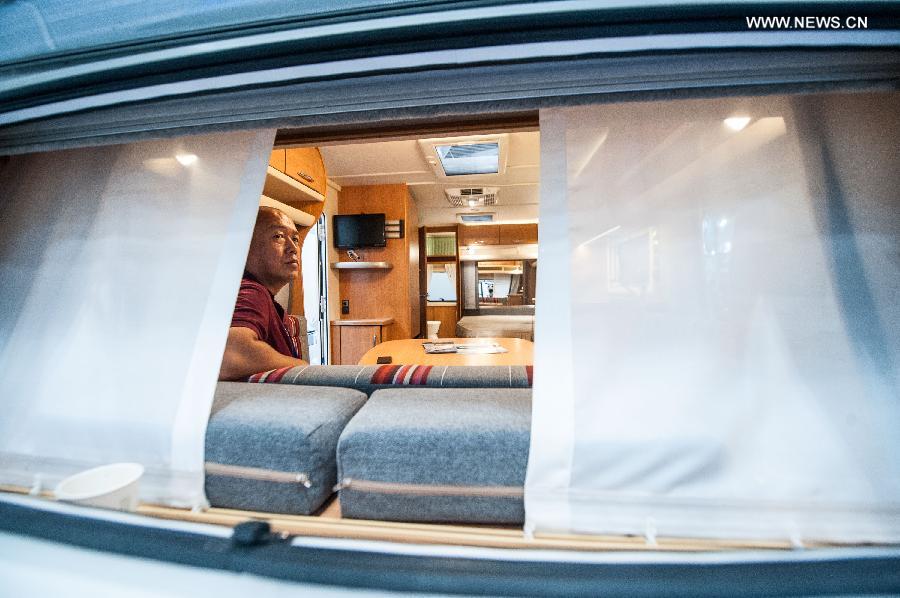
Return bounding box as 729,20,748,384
321,131,540,226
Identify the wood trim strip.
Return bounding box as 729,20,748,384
0,486,850,552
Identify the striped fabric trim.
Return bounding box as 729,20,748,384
283,314,302,360
248,366,292,383
370,364,434,385
525,365,534,386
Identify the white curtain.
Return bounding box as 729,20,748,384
444,262,457,288
526,92,900,543
492,273,512,298
0,129,275,507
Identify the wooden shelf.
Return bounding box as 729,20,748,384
331,318,394,326
426,255,456,263
260,195,315,227
331,261,392,270
263,166,325,206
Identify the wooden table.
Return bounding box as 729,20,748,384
358,337,533,366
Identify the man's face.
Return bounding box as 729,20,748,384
246,209,301,291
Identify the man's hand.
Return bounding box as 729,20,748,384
218,326,307,381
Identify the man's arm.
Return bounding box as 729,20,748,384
218,326,307,381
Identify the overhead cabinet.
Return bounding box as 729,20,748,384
458,224,500,246
268,148,328,198
499,223,538,245
458,224,537,246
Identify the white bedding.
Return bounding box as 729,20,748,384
456,315,534,341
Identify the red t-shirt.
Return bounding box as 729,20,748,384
230,272,298,358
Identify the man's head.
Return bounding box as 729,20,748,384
244,207,301,294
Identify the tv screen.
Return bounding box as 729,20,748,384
332,213,386,249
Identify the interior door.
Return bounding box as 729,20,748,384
301,214,327,364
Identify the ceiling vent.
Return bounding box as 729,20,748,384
445,187,499,207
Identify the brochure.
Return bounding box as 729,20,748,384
422,341,457,354
422,341,509,355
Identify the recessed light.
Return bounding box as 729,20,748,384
175,153,198,166
724,117,751,131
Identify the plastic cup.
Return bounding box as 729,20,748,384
426,320,441,340
54,463,144,511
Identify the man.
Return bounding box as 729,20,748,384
219,206,308,380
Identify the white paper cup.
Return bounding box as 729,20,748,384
426,320,441,340
55,463,144,511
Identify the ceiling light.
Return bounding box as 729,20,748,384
724,117,751,131
457,212,495,224
175,153,198,166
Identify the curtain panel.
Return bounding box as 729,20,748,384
526,92,900,543
0,129,275,507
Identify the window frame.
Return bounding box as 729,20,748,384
2,4,900,595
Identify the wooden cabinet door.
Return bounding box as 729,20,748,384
268,149,286,172
285,147,327,196
334,325,382,364
458,224,499,246
499,223,538,245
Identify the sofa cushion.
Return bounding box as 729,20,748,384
249,364,533,395
336,388,532,524
205,381,367,515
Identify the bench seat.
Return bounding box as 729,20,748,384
336,388,532,524
205,382,367,515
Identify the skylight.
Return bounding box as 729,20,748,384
435,142,499,176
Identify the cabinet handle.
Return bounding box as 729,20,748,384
296,170,314,183
372,334,377,347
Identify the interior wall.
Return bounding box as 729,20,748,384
337,184,417,340
406,192,421,338
324,181,341,362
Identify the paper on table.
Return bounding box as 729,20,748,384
423,341,457,354
455,343,508,355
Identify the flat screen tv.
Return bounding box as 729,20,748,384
332,213,386,249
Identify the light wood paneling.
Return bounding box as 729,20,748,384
286,147,327,196
274,147,327,317
458,224,499,246
337,184,419,341
0,484,808,551
407,195,421,338
268,148,286,172
499,223,538,245
426,304,458,338
330,322,384,365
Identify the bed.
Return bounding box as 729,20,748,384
456,315,535,341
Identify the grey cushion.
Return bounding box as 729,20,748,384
205,382,367,515
337,388,532,524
